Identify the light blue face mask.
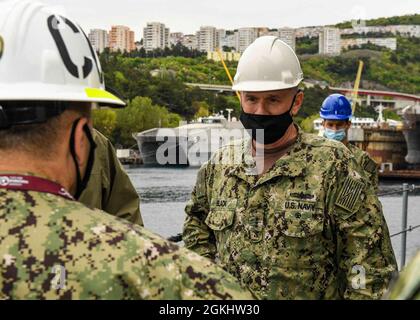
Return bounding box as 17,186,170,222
324,128,346,141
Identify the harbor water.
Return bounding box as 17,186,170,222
127,166,420,269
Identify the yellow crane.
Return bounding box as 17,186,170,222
351,60,364,114
216,48,241,102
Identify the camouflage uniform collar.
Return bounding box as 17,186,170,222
228,125,307,184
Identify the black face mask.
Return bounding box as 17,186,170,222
69,118,97,199
240,90,300,145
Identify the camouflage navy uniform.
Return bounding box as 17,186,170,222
183,127,397,300
0,173,253,300
79,129,143,226
386,251,420,300
347,143,379,192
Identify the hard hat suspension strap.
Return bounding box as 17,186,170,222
0,101,67,129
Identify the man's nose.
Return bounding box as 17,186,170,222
254,100,268,115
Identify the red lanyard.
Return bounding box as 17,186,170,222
0,174,74,201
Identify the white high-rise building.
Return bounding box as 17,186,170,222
143,22,170,51
319,27,341,56
196,26,217,52
220,33,237,50
169,32,184,46
216,29,226,49
278,28,296,51
181,34,197,50
88,29,109,53
237,27,258,53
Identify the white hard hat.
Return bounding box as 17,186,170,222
232,36,304,92
0,0,125,107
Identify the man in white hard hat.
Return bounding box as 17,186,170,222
0,0,253,300
183,36,397,300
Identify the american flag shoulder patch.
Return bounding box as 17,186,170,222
335,176,365,213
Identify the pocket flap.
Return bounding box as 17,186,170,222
205,209,235,231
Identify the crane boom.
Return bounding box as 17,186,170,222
216,48,241,102
352,60,364,114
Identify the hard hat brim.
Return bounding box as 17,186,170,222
320,114,351,121
232,80,302,92
0,83,126,107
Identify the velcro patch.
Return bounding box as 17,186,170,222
284,200,317,212
363,158,378,174
335,176,365,213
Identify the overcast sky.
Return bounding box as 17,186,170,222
38,0,420,40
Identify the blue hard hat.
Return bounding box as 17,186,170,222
320,94,352,120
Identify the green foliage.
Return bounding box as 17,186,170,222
114,97,182,147
300,37,420,94
353,103,377,119
383,108,402,121
295,85,332,125
120,43,205,59
296,37,319,55
341,32,395,39
364,14,420,27
100,51,239,122
300,114,320,133
92,109,117,138
336,14,420,28
345,43,388,51
193,101,210,118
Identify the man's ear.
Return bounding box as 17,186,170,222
291,90,304,116
73,118,90,168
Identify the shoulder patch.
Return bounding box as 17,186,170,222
335,176,365,213
363,157,378,174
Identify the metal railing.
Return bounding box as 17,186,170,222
378,183,420,268
168,184,420,269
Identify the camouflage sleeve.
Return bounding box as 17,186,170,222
362,154,379,193
80,129,143,226
144,243,255,300
386,251,420,300
183,162,216,259
103,218,253,300
328,154,397,299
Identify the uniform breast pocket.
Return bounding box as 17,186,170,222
205,208,235,232
274,204,328,267
281,209,324,238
